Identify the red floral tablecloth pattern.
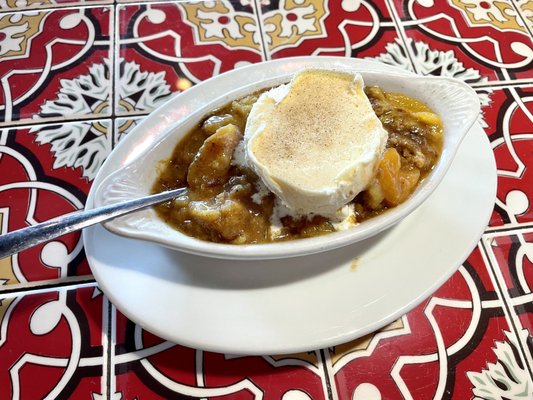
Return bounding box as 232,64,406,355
1,0,533,399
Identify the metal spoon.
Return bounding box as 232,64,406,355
0,187,187,260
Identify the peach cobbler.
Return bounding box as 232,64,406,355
152,70,443,244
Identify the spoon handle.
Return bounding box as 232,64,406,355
0,187,187,260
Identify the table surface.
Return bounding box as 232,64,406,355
1,0,532,399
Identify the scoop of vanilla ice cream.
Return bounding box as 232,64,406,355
244,68,388,216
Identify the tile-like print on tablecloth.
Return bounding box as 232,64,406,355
488,86,533,226
400,28,505,82
0,119,111,282
0,0,112,11
117,1,265,116
514,0,533,33
0,285,104,399
112,312,329,399
0,6,113,125
516,307,533,376
480,228,533,379
333,258,533,399
258,0,404,61
484,229,533,299
113,116,143,146
392,0,533,81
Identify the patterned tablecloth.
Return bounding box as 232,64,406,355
1,0,533,399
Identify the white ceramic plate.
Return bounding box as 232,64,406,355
83,57,496,355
